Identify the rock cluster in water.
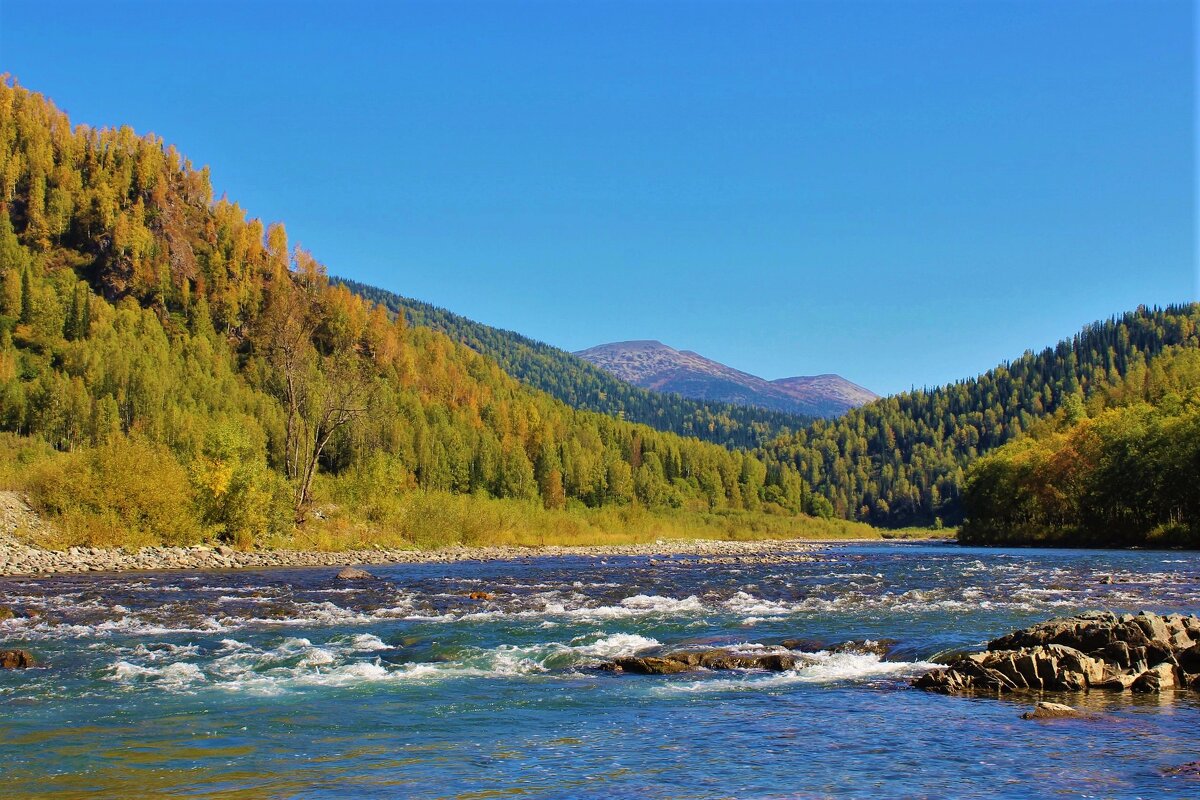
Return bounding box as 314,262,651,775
603,640,889,675
605,649,799,674
915,611,1200,694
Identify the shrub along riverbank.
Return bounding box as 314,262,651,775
960,347,1200,548
0,432,892,553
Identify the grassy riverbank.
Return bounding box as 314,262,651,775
0,434,927,554
283,491,892,553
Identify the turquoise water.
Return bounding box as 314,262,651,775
1,542,1198,798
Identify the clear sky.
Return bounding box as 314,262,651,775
1,0,1195,395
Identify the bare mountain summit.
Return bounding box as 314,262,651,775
574,340,878,418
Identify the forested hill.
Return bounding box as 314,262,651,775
764,304,1200,528
960,346,1200,548
340,278,809,449
0,77,828,546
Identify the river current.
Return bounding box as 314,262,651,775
1,542,1198,798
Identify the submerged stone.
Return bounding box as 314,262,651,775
1021,701,1081,720
1163,761,1200,778
335,567,375,581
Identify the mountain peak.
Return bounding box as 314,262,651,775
574,342,878,418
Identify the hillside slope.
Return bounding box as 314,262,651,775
771,375,878,415
576,339,876,417
0,77,827,547
960,347,1200,548
765,304,1200,527
340,280,812,449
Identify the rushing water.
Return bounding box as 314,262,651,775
1,542,1199,798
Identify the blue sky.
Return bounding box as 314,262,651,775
2,0,1195,395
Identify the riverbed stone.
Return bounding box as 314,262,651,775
915,611,1200,697
829,639,897,658
335,567,375,580
0,649,35,668
607,656,691,675
0,533,833,577
1021,701,1080,720
604,646,810,675
1131,662,1177,694
1163,761,1200,778
1093,672,1137,691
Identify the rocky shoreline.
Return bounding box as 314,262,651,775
915,611,1200,695
0,535,857,577
0,488,924,577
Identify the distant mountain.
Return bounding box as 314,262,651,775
770,375,880,414
338,280,814,449
575,340,878,418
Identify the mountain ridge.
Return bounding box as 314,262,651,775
575,339,878,418
339,280,814,449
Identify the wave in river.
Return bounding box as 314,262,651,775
99,632,935,697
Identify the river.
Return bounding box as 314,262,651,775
1,542,1197,798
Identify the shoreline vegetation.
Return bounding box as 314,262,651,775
0,78,849,560
960,347,1200,548
0,489,943,576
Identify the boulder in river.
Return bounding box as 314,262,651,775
914,611,1200,696
1021,701,1081,720
0,649,35,668
604,646,822,675
828,639,897,658
604,656,693,675
335,566,375,581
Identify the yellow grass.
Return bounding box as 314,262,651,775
0,433,929,552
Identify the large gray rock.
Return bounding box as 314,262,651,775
915,612,1200,697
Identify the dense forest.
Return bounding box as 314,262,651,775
0,77,835,548
762,304,1200,527
348,279,1199,532
960,347,1200,547
2,75,1193,550
340,279,809,449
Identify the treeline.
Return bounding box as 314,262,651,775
341,279,808,449
0,76,825,546
959,347,1200,547
761,305,1200,527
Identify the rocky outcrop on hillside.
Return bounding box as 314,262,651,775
915,611,1200,694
